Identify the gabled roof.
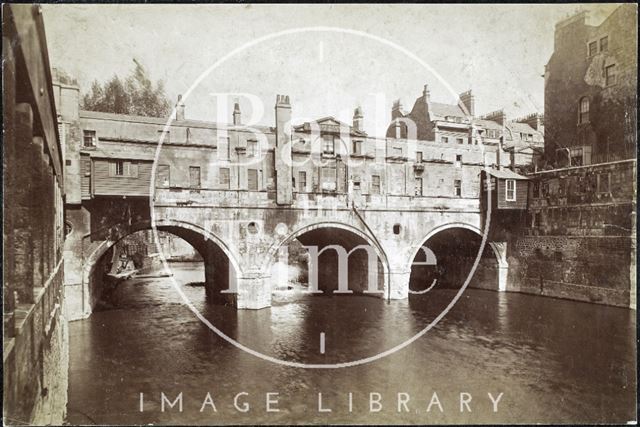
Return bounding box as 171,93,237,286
293,116,367,136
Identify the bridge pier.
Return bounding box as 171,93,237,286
237,273,272,309
387,268,411,300
489,242,509,292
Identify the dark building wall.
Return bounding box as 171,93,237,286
509,160,636,308
3,4,68,424
544,5,638,166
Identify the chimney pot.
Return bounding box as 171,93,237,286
175,94,185,121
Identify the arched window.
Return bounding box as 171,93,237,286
579,97,590,124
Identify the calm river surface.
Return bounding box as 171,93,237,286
66,262,636,424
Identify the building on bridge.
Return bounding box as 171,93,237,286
55,77,538,319
3,4,68,424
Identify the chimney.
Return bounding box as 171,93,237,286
422,84,431,102
175,95,185,121
391,99,404,120
459,90,475,117
274,94,293,205
515,113,543,131
482,109,506,126
233,99,241,125
353,106,363,132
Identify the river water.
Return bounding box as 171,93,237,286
66,262,636,424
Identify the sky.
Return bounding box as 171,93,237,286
42,3,621,136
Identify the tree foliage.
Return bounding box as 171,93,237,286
82,59,171,118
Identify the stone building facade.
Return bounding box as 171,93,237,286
387,86,544,171
3,4,68,424
515,4,638,308
544,4,637,166
57,80,530,319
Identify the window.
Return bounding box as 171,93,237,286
352,176,361,190
352,140,362,155
570,147,584,166
158,130,170,143
597,173,611,193
189,166,201,189
299,171,307,192
414,177,423,196
532,181,540,198
579,97,589,124
456,138,464,144
392,147,402,157
247,140,258,157
454,179,462,197
248,169,258,191
441,136,449,144
605,64,616,86
588,41,598,56
506,179,516,201
455,154,462,168
416,152,423,163
157,164,170,187
393,224,401,235
322,135,335,154
371,175,381,194
219,167,230,189
110,160,138,177
321,167,337,191
83,130,96,147
600,36,608,52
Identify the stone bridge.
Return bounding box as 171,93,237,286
65,188,508,320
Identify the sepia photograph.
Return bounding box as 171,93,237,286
2,2,637,425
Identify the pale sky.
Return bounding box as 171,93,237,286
42,3,621,136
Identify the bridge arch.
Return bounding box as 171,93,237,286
408,222,507,293
82,219,240,316
264,221,391,297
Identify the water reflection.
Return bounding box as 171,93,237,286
67,262,636,425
